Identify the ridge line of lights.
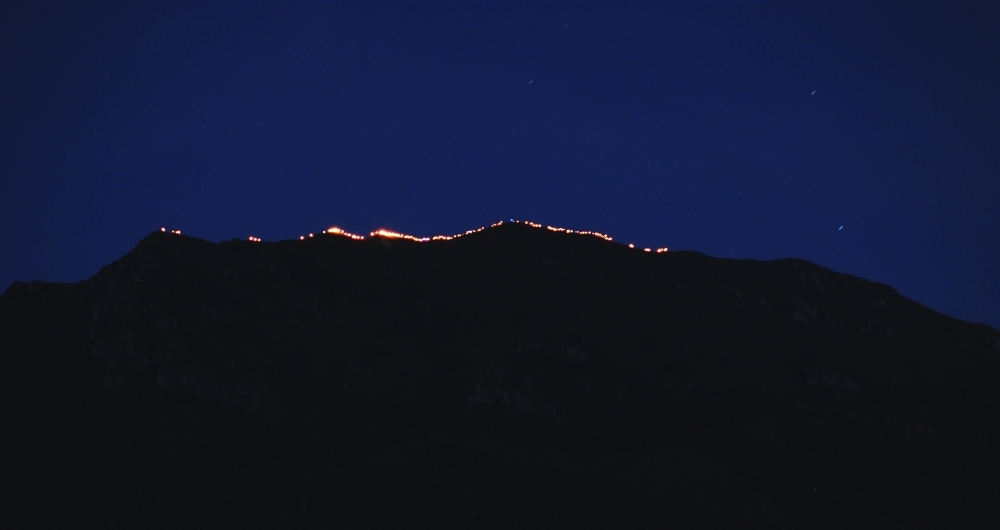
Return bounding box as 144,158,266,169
161,220,667,252
368,220,504,242
543,224,613,241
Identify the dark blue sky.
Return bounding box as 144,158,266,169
2,2,998,329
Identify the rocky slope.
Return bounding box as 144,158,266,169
2,221,999,528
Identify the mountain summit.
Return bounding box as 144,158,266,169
3,222,998,527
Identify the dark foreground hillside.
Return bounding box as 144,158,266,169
2,221,999,528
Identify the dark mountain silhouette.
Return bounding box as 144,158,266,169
3,221,999,528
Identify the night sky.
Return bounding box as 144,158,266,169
2,2,998,329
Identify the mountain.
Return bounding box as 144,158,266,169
2,221,998,528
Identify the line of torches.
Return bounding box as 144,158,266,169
162,220,667,253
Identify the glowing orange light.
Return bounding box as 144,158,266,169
628,243,634,248
160,227,166,232
372,228,431,242
656,248,668,253
644,248,651,252
326,227,364,240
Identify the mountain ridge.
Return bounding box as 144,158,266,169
2,222,999,527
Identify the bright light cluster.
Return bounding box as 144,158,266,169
160,227,182,235
371,228,430,242
248,236,261,242
325,227,365,240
